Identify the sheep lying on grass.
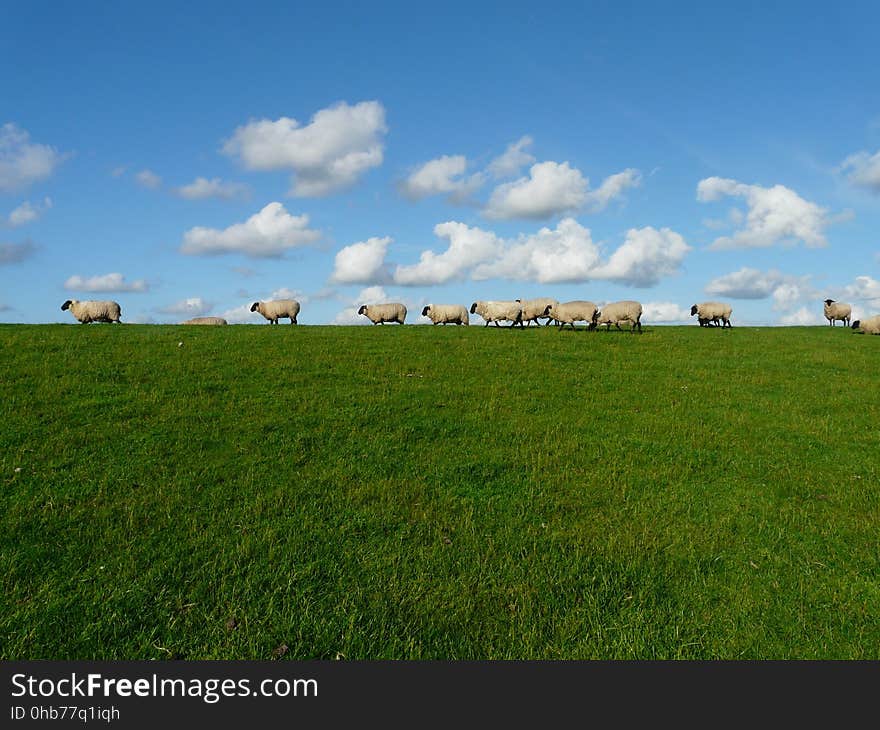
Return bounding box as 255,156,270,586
358,302,407,324
691,301,733,328
250,300,300,324
61,299,122,324
421,304,469,325
851,316,880,335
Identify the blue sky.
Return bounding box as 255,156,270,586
2,1,878,325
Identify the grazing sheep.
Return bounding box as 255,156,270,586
421,304,469,325
181,316,227,325
516,297,558,326
60,299,122,324
690,301,733,328
250,299,300,324
358,302,407,325
595,300,643,333
544,300,598,330
823,299,852,327
851,315,880,335
469,300,523,327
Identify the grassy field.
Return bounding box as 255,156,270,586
1,323,878,659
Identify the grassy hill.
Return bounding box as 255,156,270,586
1,323,878,659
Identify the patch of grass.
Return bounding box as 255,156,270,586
1,323,878,658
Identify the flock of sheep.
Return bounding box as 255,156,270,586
58,296,879,333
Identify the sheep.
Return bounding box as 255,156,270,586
358,302,407,324
516,297,558,326
544,300,598,331
594,300,643,333
690,301,733,328
851,315,880,335
823,299,852,327
60,299,122,324
181,316,227,325
250,299,300,324
421,304,469,325
469,300,523,327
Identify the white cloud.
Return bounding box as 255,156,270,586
591,227,690,287
159,297,213,316
842,275,880,302
0,239,36,265
488,136,536,178
398,155,484,202
391,219,688,287
270,287,307,302
583,168,642,212
222,100,387,197
484,161,588,220
332,285,389,325
395,222,502,286
135,169,162,189
838,149,880,193
180,202,321,258
0,123,65,192
7,197,52,227
331,236,392,284
779,307,822,326
174,177,249,200
64,272,149,293
641,302,693,323
219,303,263,324
705,267,816,311
697,177,832,249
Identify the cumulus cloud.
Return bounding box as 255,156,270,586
396,223,502,286
842,275,880,302
180,202,321,258
705,267,816,312
331,236,392,284
386,219,689,287
398,155,484,202
583,169,642,212
219,303,263,324
222,100,387,197
488,136,536,178
174,177,249,200
0,123,65,192
484,162,641,220
838,149,880,193
7,197,52,227
697,177,832,249
0,239,36,265
779,307,823,326
641,302,693,323
484,161,588,220
64,272,149,293
135,169,162,189
159,297,213,316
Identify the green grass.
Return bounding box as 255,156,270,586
1,323,878,659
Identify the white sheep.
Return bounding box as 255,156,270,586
250,299,300,324
60,299,122,324
690,301,733,328
469,300,523,327
358,302,407,324
516,297,558,326
421,304,469,325
544,300,598,330
595,300,643,333
181,316,227,325
823,299,852,327
851,315,880,335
